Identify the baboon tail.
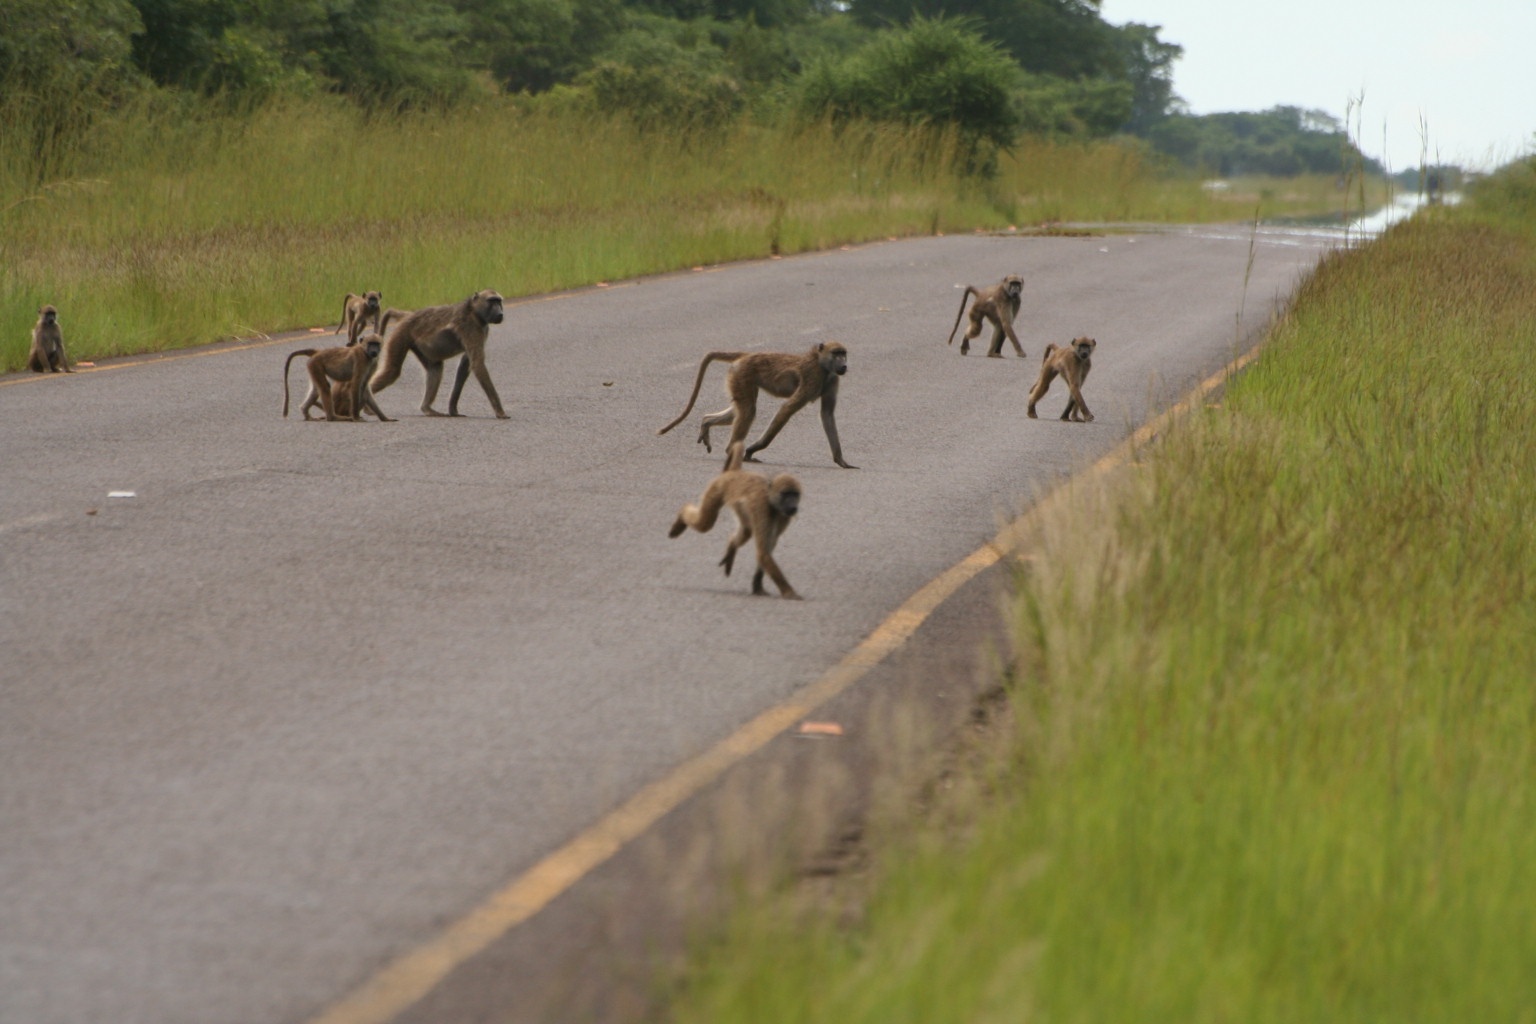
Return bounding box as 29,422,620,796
656,351,748,435
282,349,316,417
945,288,975,345
1041,343,1057,363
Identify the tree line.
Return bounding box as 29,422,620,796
0,0,1379,176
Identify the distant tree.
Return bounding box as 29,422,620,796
1148,105,1383,177
1111,21,1180,135
845,0,1118,80
574,19,744,127
453,0,621,93
796,17,1020,162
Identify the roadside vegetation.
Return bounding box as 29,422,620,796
666,156,1536,1023
2,0,1393,370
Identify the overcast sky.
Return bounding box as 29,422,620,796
1099,0,1535,172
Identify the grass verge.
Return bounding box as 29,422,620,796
665,166,1536,1021
3,95,1375,370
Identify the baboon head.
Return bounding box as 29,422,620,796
769,475,802,518
1004,275,1023,299
361,335,383,360
38,305,58,325
818,341,848,377
363,291,381,314
471,290,505,325
1070,336,1096,361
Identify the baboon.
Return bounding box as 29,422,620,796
946,275,1025,357
335,291,382,345
369,290,507,418
282,336,391,422
27,305,71,373
656,342,855,470
668,442,803,599
1027,336,1096,422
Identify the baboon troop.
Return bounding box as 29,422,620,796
18,258,1102,606
947,275,1025,357
336,291,383,346
1027,336,1096,422
669,442,803,599
28,305,71,373
656,341,856,470
282,335,391,422
369,289,507,418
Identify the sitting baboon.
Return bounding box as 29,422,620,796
1027,336,1096,422
669,442,803,598
656,342,855,469
336,291,383,345
946,275,1025,357
369,290,507,417
28,305,71,373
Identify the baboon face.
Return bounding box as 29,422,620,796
1071,336,1096,360
770,476,802,517
363,291,380,313
473,290,505,325
820,342,848,377
1004,275,1023,299
362,337,383,360
39,305,57,325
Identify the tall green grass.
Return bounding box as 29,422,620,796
2,94,1359,370
667,181,1536,1020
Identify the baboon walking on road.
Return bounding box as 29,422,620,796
946,275,1025,357
657,342,855,469
369,290,507,418
669,442,803,598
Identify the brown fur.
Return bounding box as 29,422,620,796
1027,336,1096,422
656,342,855,469
27,305,71,373
335,291,383,346
668,442,803,598
370,290,506,418
283,336,391,422
946,275,1025,357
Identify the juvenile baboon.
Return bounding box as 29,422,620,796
335,291,383,345
656,342,855,469
369,290,507,418
282,336,391,422
946,275,1025,357
27,305,71,373
1027,336,1096,422
668,442,803,599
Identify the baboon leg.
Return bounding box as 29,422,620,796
307,363,337,421
671,484,727,538
740,396,807,462
697,406,735,453
719,519,752,577
448,355,472,417
1061,373,1093,422
1027,368,1057,419
960,311,985,355
420,361,447,416
465,350,509,419
753,550,797,599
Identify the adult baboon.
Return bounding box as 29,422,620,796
282,336,391,422
656,341,855,469
27,305,71,373
946,275,1025,357
335,291,383,345
669,442,803,599
1026,336,1096,422
369,290,507,418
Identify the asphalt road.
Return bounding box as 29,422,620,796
0,226,1337,1024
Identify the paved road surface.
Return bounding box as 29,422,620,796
0,226,1336,1024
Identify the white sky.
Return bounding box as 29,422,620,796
1099,0,1536,172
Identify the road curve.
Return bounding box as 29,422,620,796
0,226,1336,1024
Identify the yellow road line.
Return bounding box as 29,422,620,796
306,345,1255,1024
